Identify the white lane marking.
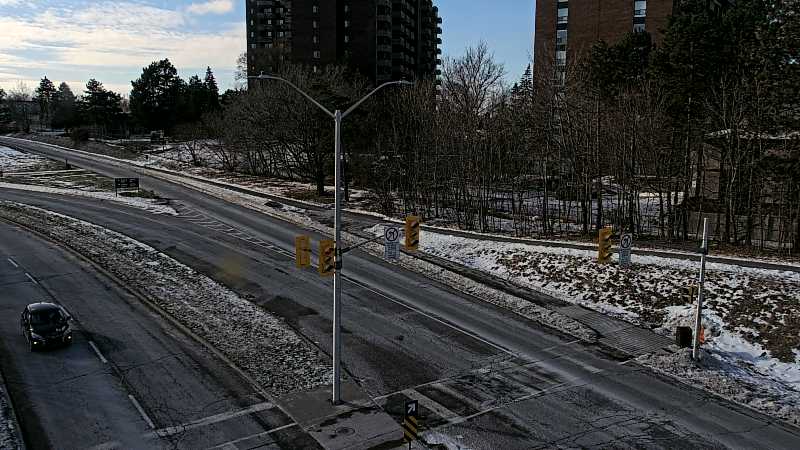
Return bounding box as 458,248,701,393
88,341,108,364
25,273,38,284
344,276,516,357
152,401,275,438
129,394,156,429
203,422,298,450
7,257,19,268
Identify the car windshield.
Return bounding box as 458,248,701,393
30,309,66,327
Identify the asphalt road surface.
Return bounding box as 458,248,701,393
2,137,800,449
0,220,316,450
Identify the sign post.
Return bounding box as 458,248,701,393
403,400,418,447
619,233,633,268
384,225,400,261
692,218,709,360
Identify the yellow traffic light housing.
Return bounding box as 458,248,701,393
598,227,613,263
319,239,336,276
405,216,420,252
295,235,311,268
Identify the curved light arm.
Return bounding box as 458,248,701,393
342,80,414,119
249,73,335,118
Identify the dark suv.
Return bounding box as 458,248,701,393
21,303,73,351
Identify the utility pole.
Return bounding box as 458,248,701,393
249,74,412,404
692,218,709,360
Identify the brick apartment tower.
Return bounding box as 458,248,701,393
246,0,442,85
533,0,728,81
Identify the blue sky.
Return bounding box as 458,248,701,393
0,0,535,97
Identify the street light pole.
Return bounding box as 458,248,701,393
332,108,344,403
249,74,412,404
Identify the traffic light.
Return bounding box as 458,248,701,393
295,235,311,268
597,227,613,263
319,239,336,276
405,216,420,252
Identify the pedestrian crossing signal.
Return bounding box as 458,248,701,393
405,216,420,252
598,227,613,263
319,239,335,276
295,236,311,268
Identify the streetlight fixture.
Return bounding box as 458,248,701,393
249,73,413,404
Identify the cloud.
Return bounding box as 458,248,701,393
0,1,244,94
187,0,233,15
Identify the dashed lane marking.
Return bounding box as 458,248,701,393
88,341,108,364
128,394,156,429
25,272,38,284
7,257,19,268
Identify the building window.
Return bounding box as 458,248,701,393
633,23,646,32
344,5,350,13
557,8,568,24
313,35,319,44
267,19,272,25
278,31,284,37
344,35,349,43
634,1,647,17
556,50,566,67
313,20,318,28
250,43,256,49
313,5,319,13
556,30,567,46
313,50,321,59
344,20,350,28
278,19,284,25
313,65,318,73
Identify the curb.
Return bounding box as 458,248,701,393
0,365,26,450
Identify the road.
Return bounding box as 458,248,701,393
0,220,316,449
2,136,800,448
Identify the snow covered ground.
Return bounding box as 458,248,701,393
0,182,177,215
0,145,62,173
390,228,800,424
0,201,331,397
0,373,22,450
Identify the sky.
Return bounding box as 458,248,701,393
0,0,535,97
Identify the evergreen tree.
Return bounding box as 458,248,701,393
35,76,57,129
204,66,220,110
80,79,123,136
130,58,187,132
52,82,78,130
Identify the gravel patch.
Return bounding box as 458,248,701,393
0,201,330,397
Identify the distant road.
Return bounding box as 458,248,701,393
2,136,800,449
0,220,314,450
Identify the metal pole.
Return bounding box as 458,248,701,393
332,110,343,404
692,218,709,360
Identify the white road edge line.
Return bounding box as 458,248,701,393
128,394,156,429
25,272,38,284
88,341,108,364
7,257,19,268
345,276,516,357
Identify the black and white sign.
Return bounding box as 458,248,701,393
114,177,140,194
384,225,400,261
619,233,633,267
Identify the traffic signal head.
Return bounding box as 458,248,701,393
597,227,613,263
405,216,420,252
319,239,336,276
295,235,311,268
